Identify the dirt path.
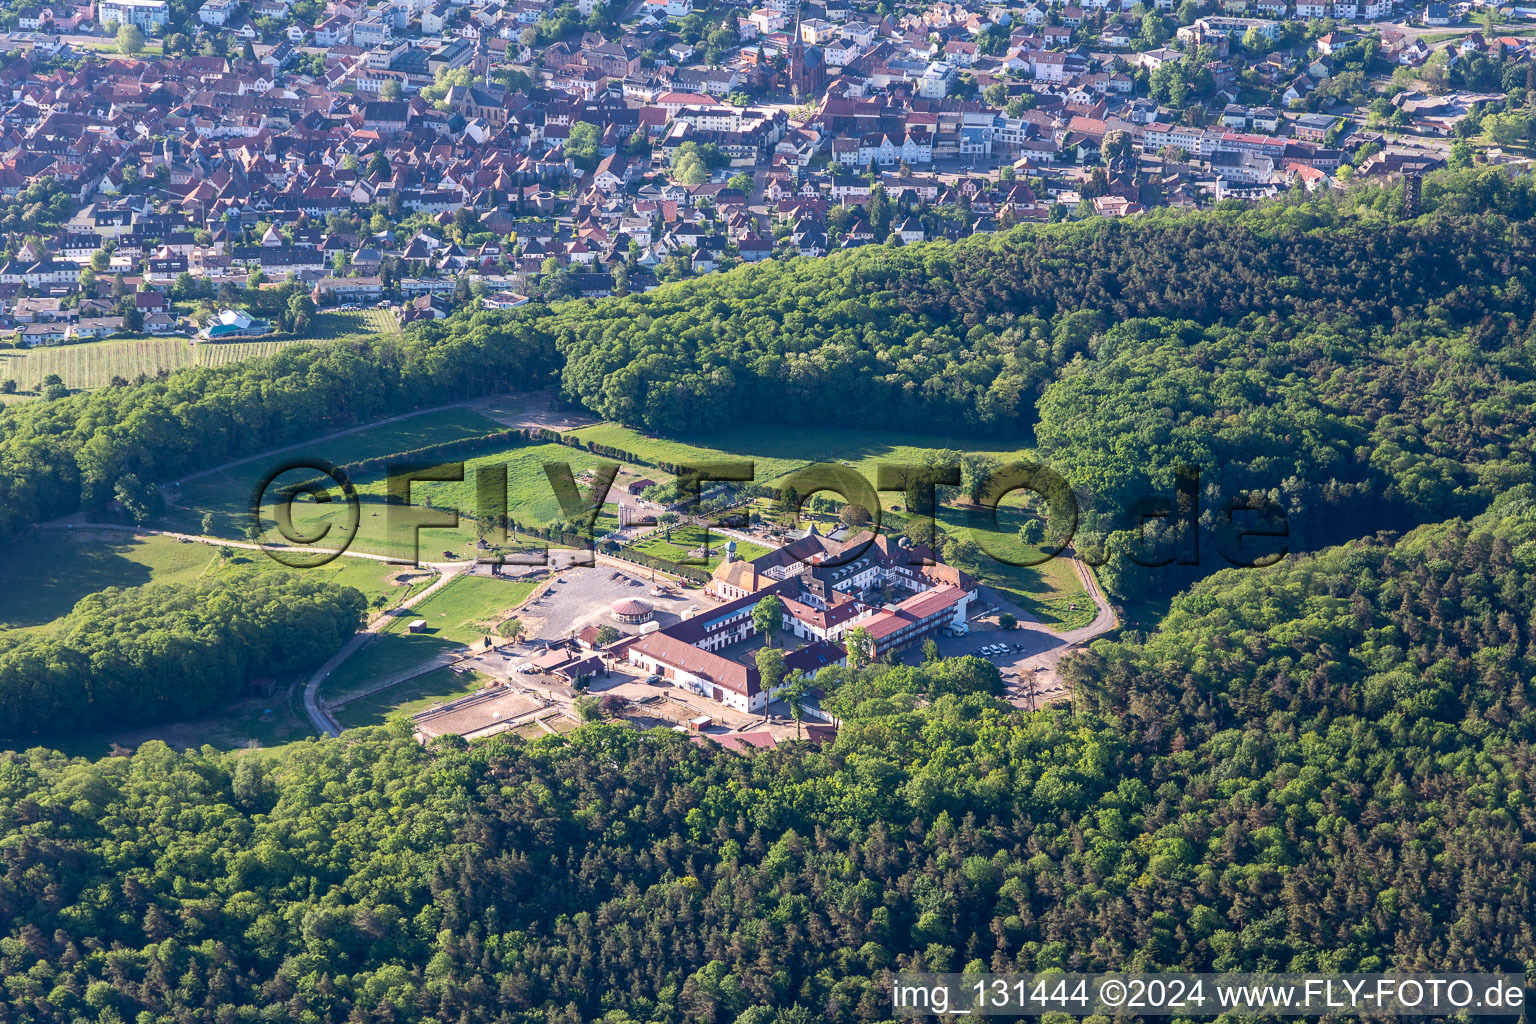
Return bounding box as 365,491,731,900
303,565,470,737
33,521,469,570
170,401,476,487
30,521,485,738
985,556,1118,705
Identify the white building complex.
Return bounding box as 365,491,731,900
625,529,975,713
99,0,170,31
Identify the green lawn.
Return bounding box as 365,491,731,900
629,525,771,568
0,531,219,633
322,574,536,702
936,500,1095,631
222,549,424,613
334,666,489,730
974,552,1097,632
399,574,538,644
347,440,624,535
321,630,462,703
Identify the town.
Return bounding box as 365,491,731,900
0,0,1523,348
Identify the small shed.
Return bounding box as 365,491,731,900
687,715,712,732
407,619,428,633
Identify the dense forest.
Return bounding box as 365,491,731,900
0,573,366,734
0,495,1532,1021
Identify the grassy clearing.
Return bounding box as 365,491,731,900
221,549,424,614
349,441,622,533
629,524,772,569
976,553,1096,631
162,407,517,558
321,630,461,702
936,500,1094,631
0,531,219,633
568,423,1034,487
399,574,538,644
167,436,618,562
334,666,488,730
0,530,410,635
0,680,317,760
322,574,535,702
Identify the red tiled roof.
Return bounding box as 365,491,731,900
861,583,964,641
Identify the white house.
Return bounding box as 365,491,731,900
198,0,237,25
98,0,169,30
643,0,693,18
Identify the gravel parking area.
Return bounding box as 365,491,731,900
899,627,1072,707
515,564,703,640
589,670,816,740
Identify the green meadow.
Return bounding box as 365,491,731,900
321,574,536,703
0,530,410,635
568,422,1036,490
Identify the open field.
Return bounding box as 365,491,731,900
162,406,517,557
0,531,219,633
399,574,538,643
348,440,624,534
0,529,415,635
975,551,1097,632
322,630,463,702
167,429,620,561
936,500,1094,631
568,422,1035,488
321,574,536,701
226,548,431,612
0,309,399,394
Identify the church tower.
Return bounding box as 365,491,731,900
789,2,804,101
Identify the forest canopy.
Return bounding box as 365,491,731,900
0,572,366,734
1,495,1533,1020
